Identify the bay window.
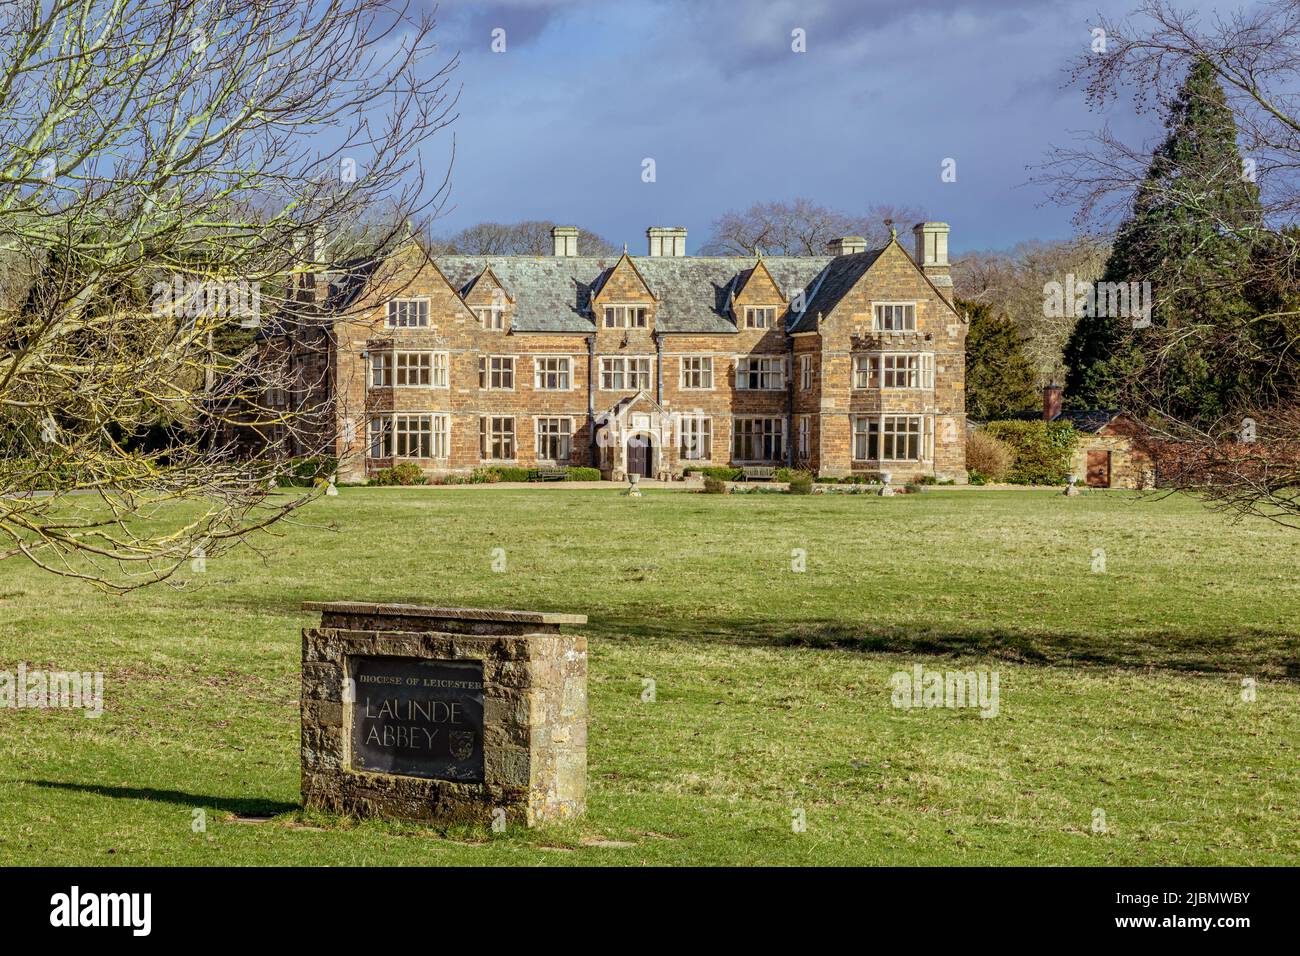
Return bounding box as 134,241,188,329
852,415,931,462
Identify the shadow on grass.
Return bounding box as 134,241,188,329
589,615,1300,680
26,781,298,816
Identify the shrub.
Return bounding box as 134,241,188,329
787,475,813,495
774,467,811,483
564,467,602,481
370,462,426,486
470,467,501,483
702,476,729,494
965,429,1015,482
983,420,1077,485
277,456,338,487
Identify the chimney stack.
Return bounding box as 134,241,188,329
1042,383,1063,422
647,226,687,256
551,225,579,257
828,236,868,256
912,222,952,301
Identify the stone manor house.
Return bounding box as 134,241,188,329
249,222,968,483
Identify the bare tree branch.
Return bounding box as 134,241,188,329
0,0,458,590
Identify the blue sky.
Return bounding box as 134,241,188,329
420,0,1228,254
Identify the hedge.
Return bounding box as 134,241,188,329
683,466,810,483
471,465,604,483
813,474,878,485
982,420,1077,485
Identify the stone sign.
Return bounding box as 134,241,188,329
350,656,485,782
301,602,587,827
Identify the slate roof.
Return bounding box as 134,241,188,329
260,244,932,337
990,408,1124,433
1056,408,1123,433
786,249,885,333
434,255,834,334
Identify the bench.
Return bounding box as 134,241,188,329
741,466,776,481
532,467,568,482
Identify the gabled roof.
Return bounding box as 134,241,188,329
601,389,669,421
785,235,961,333
435,256,608,332
786,250,884,333
1056,409,1124,433
732,256,784,302
255,255,380,340
590,251,657,302
459,264,514,303
433,255,831,334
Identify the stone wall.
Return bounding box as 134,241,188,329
1070,429,1155,490
265,239,967,482
300,602,587,827
815,242,968,481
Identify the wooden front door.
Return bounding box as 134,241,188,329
1086,450,1111,488
627,436,653,477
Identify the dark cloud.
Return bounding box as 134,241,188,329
428,0,1239,251
434,0,576,49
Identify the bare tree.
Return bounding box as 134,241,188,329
0,0,457,589
700,199,926,255
435,220,617,256
1044,0,1300,236
953,238,1111,385
1038,0,1300,523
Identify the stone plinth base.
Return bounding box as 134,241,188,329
300,602,587,828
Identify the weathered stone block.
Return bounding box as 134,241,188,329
299,602,587,827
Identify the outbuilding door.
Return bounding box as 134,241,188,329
1086,450,1111,488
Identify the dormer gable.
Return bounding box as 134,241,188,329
732,256,786,330
460,265,513,331
590,250,656,332
590,251,656,307
460,264,513,306
733,256,784,305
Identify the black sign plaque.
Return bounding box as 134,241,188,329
349,656,485,783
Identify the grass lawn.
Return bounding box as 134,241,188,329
0,487,1297,865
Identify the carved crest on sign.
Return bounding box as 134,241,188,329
449,731,474,761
